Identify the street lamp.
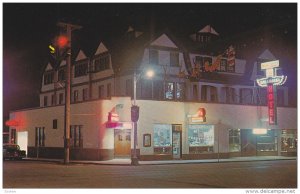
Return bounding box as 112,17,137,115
131,68,154,165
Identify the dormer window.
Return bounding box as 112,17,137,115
74,62,88,77
94,54,110,72
44,71,54,85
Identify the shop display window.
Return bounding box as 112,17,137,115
257,129,277,152
229,129,241,152
153,124,172,154
281,129,297,152
188,124,214,153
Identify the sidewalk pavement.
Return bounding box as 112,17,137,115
23,156,296,166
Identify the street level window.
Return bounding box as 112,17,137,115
70,125,83,148
35,127,45,147
44,71,54,85
229,129,241,152
11,129,16,144
257,129,277,152
153,124,172,154
281,129,297,153
188,124,214,153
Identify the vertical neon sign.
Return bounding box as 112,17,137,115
256,60,286,126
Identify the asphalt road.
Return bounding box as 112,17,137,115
3,160,297,188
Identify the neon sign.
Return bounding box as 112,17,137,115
256,60,286,125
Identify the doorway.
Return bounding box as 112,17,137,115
172,125,182,159
17,131,28,155
241,129,256,156
114,129,131,157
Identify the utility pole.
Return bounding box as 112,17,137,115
57,22,82,164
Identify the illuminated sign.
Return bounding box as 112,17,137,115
256,60,286,125
5,119,19,127
188,108,206,123
253,128,268,135
256,75,287,87
267,84,277,125
260,60,279,70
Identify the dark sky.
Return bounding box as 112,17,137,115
3,3,297,119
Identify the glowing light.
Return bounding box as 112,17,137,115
146,70,154,78
253,128,268,135
48,45,55,53
261,60,279,70
256,75,287,87
56,35,69,48
5,120,19,127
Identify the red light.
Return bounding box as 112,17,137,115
5,120,19,127
56,35,68,48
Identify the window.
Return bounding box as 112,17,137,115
74,62,88,77
257,129,277,152
219,59,227,72
195,56,204,71
153,124,172,154
35,127,45,147
225,87,235,103
229,129,241,152
73,90,78,102
70,125,83,147
53,119,58,129
165,82,174,100
141,79,153,99
149,49,159,65
44,71,54,85
44,96,48,107
59,93,64,104
82,88,88,101
240,88,253,104
203,57,212,67
58,68,66,81
170,52,179,67
98,85,104,99
257,88,267,105
281,129,297,153
51,94,56,106
210,86,218,102
201,85,208,101
153,80,164,100
107,83,111,98
176,83,185,100
188,124,214,153
193,85,198,101
277,88,284,106
94,54,110,72
126,79,133,98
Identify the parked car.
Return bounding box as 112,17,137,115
3,144,26,160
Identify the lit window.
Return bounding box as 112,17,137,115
229,129,240,152
188,124,214,153
153,124,172,154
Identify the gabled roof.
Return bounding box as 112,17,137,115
198,25,219,36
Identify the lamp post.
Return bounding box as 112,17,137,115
131,69,154,166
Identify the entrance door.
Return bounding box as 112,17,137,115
172,131,182,159
241,129,257,156
17,131,28,155
114,129,131,157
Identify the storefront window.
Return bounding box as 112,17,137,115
188,124,214,153
257,129,277,152
281,129,297,152
153,124,172,154
229,129,241,152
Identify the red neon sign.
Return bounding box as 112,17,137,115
267,84,277,125
5,119,19,127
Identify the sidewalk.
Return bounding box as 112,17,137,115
24,156,296,166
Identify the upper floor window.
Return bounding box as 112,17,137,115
82,88,88,101
58,68,66,81
94,54,110,72
149,49,159,65
73,90,79,102
219,59,227,72
44,71,54,85
98,85,104,99
126,79,133,98
44,96,48,107
107,83,111,98
59,93,64,105
170,52,179,67
74,62,88,77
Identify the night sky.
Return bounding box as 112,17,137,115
3,3,297,120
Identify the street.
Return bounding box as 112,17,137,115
3,160,297,188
